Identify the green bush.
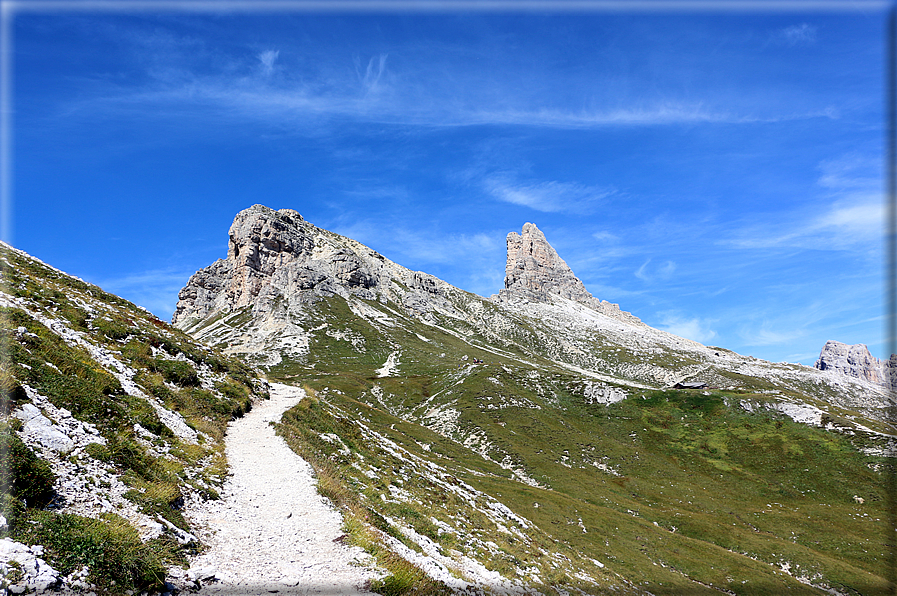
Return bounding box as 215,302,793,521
84,443,111,462
121,340,152,368
151,359,199,388
217,380,249,401
14,511,169,593
0,425,55,510
94,317,133,341
0,372,28,416
107,432,155,480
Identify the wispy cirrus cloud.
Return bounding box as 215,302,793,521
634,258,676,282
723,153,882,252
592,230,619,243
356,53,389,96
258,50,279,77
740,326,804,347
773,23,818,47
467,104,838,128
657,311,717,344
817,153,879,190
60,31,841,133
724,196,882,251
484,177,614,214
86,80,821,131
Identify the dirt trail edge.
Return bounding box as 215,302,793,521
178,382,380,595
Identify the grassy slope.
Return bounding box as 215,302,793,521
0,244,267,594
267,295,893,596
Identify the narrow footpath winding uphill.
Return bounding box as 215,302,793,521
180,383,380,595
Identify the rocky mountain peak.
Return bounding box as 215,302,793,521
815,340,896,393
171,205,463,360
496,223,641,324
172,205,320,327
502,223,593,304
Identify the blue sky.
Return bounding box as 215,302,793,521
8,2,887,365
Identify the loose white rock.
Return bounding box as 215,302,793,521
181,383,380,595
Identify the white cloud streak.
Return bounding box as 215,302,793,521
723,154,883,252
738,324,806,347
485,177,614,214
258,49,279,76
724,196,883,250
62,39,841,132
657,311,717,344
357,53,388,95
775,23,818,46
634,258,676,282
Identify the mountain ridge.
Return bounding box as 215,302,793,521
169,206,894,595
2,206,893,595
173,205,889,421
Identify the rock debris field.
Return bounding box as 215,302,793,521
180,383,380,595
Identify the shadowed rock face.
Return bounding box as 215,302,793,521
815,340,896,394
495,223,641,325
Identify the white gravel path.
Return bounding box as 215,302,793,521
183,382,380,595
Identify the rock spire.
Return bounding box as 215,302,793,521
496,223,640,324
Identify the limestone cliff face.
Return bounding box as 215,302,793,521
495,223,641,325
172,205,460,349
815,340,896,393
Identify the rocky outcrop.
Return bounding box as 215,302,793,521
0,539,66,593
815,340,896,394
495,223,640,324
171,206,467,362
173,206,376,325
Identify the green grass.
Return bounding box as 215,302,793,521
15,510,175,593
269,329,893,596
7,240,892,595
0,422,55,529
0,242,269,594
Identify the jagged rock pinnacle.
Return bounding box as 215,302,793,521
495,223,641,324
502,223,594,304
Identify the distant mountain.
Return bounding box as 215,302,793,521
815,340,896,395
0,241,268,594
171,205,895,595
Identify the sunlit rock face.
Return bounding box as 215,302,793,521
172,204,460,328
172,205,378,326
495,222,640,325
502,223,594,304
171,204,467,364
815,340,896,394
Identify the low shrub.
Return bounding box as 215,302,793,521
0,425,55,512
94,317,133,341
14,510,170,593
107,432,156,480
151,359,199,388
